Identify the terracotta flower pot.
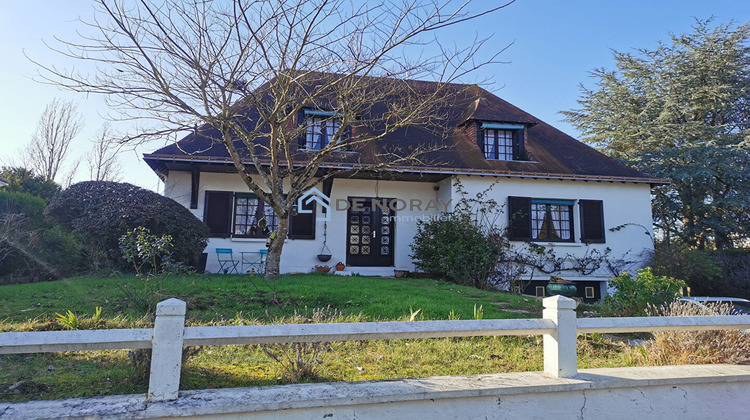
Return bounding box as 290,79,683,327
336,263,346,271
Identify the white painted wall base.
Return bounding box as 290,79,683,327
3,365,748,419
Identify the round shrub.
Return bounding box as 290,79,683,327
603,268,686,317
46,181,208,270
410,213,508,289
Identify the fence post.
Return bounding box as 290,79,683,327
148,298,186,402
542,295,577,378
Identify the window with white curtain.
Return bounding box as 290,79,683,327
233,193,278,238
304,115,340,150
530,200,573,241
483,129,514,160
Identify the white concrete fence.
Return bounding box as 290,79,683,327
1,296,749,403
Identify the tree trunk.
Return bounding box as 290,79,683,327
264,216,289,279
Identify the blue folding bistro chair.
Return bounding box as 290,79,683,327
216,248,239,274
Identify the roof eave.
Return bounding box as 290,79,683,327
143,154,670,185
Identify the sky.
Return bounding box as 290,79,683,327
1,0,749,192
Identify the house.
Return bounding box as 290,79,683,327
144,76,665,301
0,178,8,187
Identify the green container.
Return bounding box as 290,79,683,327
546,282,577,297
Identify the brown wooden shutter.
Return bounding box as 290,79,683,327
512,128,525,160
289,199,316,239
297,110,307,149
203,191,233,238
190,168,200,209
476,122,484,154
579,200,605,243
508,196,531,240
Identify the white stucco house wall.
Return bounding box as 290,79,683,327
144,76,665,301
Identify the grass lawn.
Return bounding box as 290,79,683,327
0,273,539,324
0,273,640,402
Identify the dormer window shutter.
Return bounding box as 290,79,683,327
297,109,306,149
512,128,525,160
476,122,484,151
342,124,353,151
580,200,605,243
508,196,532,240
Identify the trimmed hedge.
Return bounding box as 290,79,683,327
46,181,208,270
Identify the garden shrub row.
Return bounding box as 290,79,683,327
653,244,750,299
2,181,209,283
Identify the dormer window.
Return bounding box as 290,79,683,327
478,122,525,161
302,109,341,150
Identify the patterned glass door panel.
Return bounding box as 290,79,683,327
346,197,395,267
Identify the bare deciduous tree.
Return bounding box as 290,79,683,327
38,0,512,278
87,124,123,182
26,99,83,182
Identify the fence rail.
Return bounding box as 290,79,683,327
1,296,749,402
577,316,750,334
182,318,557,346
0,328,153,354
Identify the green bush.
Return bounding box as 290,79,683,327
119,226,174,277
46,181,208,271
652,243,722,295
410,213,508,289
710,249,750,299
0,190,46,220
603,268,686,316
653,244,750,299
0,166,59,201
0,191,82,283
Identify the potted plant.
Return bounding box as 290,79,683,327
545,276,577,297
265,231,277,248
315,265,331,273
335,262,346,271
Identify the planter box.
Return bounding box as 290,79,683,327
546,283,577,297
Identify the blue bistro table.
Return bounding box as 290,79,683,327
241,249,268,274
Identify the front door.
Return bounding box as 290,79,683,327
346,197,395,267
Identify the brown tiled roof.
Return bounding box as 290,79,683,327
144,76,666,185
